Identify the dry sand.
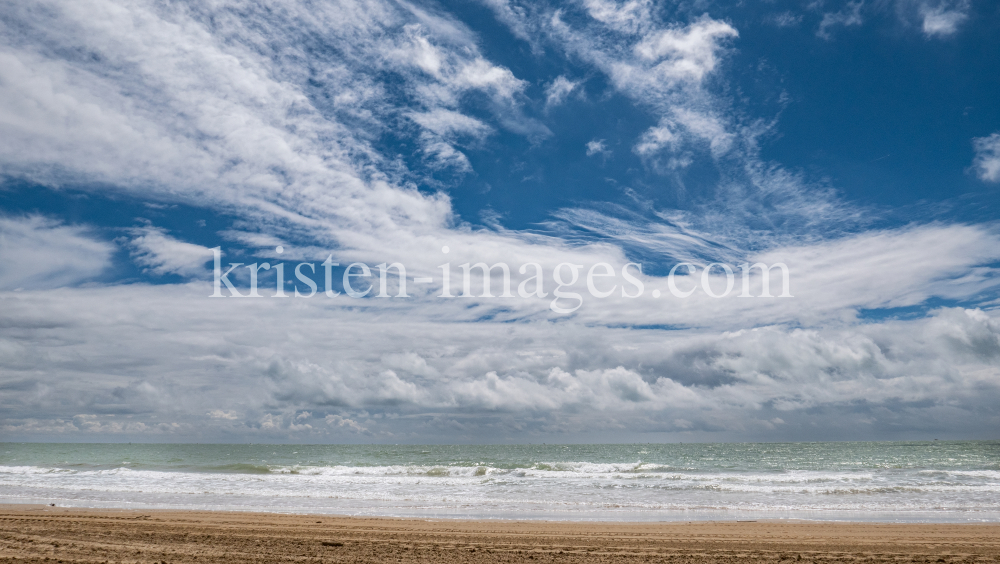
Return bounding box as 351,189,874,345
2,505,999,564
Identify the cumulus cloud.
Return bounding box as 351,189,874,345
0,216,113,290
971,133,1000,182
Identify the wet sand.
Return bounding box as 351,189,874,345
2,505,999,563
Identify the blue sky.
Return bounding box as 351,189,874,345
1,0,999,443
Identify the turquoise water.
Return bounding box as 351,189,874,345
2,441,999,521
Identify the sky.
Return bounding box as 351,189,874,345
1,0,999,443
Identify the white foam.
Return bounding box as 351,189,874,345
3,460,1000,520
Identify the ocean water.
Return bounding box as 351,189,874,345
1,441,998,522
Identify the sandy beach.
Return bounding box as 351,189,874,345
1,505,999,564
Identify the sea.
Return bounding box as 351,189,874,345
1,441,998,522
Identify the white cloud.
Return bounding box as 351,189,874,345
897,0,971,37
128,227,213,278
0,216,113,290
672,108,734,157
540,223,1000,330
0,0,838,277
631,18,739,82
971,133,1000,182
567,14,740,112
890,0,969,37
0,0,539,254
477,0,536,46
545,11,745,168
1,279,999,441
408,109,492,140
582,0,654,35
585,139,609,157
633,120,679,156
420,138,474,172
1,220,998,441
771,12,803,27
0,0,571,312
546,11,738,101
477,2,859,240
631,110,731,163
544,75,579,109
325,414,370,434
920,4,968,36
408,109,493,172
817,1,865,40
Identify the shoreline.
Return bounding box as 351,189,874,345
3,505,1000,563
7,499,999,524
